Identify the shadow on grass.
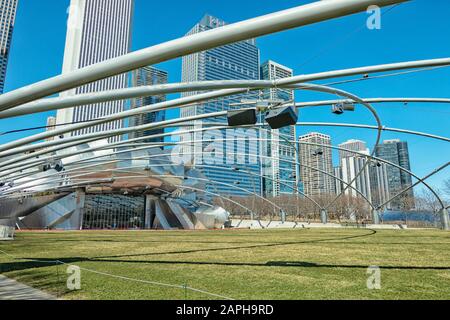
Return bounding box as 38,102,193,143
87,229,379,260
2,256,449,274
1,230,380,273
12,230,448,274
110,259,449,270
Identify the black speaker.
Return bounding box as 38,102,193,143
265,106,298,129
227,108,257,127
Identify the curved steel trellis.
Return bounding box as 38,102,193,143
0,0,448,230
1,123,446,211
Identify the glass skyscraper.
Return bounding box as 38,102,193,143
375,139,414,209
130,66,168,143
56,0,134,142
260,60,297,197
0,0,18,94
181,15,261,197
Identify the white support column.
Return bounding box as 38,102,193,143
320,209,328,224
372,209,381,225
440,208,449,231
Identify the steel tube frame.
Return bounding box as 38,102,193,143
1,121,445,211
376,162,450,210
2,64,449,119
3,147,375,211
0,82,376,157
2,120,447,176
2,117,443,206
0,84,382,164
0,0,405,111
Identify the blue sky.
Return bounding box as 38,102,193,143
1,0,450,191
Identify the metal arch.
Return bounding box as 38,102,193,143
0,124,316,213
195,164,322,211
1,140,371,211
2,120,447,177
0,92,237,155
1,119,446,210
0,82,384,204
291,140,446,211
4,131,445,213
0,87,450,159
0,124,234,174
33,140,373,210
1,171,263,223
0,124,241,179
0,81,383,158
377,162,450,210
0,89,446,212
10,178,259,222
118,135,446,211
294,98,450,109
169,185,258,223
298,122,450,143
3,144,376,211
0,0,405,111
290,84,383,211
2,73,450,120
0,158,286,216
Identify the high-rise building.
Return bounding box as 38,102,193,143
337,139,390,208
334,166,343,195
337,139,371,200
298,132,335,197
369,162,391,209
0,0,18,94
56,0,134,142
338,139,369,162
340,156,372,200
375,139,414,209
129,66,168,143
181,15,261,197
260,60,297,197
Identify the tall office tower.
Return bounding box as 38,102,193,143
338,139,371,200
338,139,369,162
337,139,389,207
56,0,134,142
260,60,297,197
375,139,414,209
181,15,261,196
129,66,168,143
298,132,335,197
369,162,391,209
0,0,18,94
340,156,372,200
334,166,342,195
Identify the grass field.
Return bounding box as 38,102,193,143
0,228,449,300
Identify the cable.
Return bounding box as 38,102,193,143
0,247,234,300
299,4,402,68
0,118,106,136
322,66,450,87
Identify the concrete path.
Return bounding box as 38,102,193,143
0,275,56,300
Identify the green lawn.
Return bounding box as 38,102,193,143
0,228,449,300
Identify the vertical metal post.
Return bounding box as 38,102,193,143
372,209,381,225
320,209,328,224
440,208,449,231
